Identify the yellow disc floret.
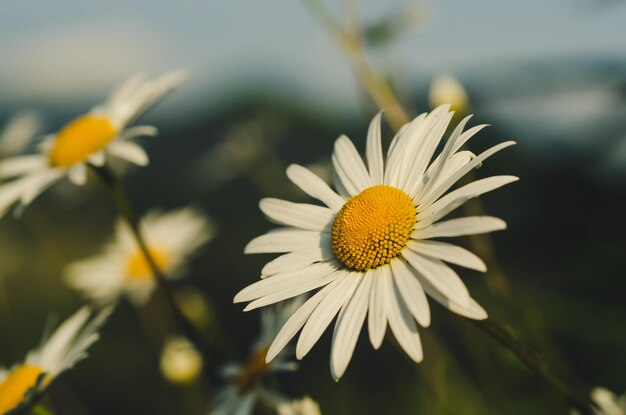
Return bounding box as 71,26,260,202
127,248,169,280
0,364,47,413
49,115,117,167
332,185,416,271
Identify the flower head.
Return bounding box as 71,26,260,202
0,70,187,218
65,206,214,305
0,306,111,413
211,298,304,415
234,106,517,379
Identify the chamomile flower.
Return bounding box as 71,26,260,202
65,207,214,306
234,105,517,379
0,306,111,414
0,70,187,218
211,298,303,415
0,111,42,159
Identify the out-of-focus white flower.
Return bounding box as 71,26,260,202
235,106,516,380
0,306,111,413
276,396,322,415
579,387,626,415
65,207,214,305
160,336,203,385
0,70,187,218
0,111,42,158
429,74,469,115
210,298,304,415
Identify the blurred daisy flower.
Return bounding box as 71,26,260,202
0,111,42,159
429,74,469,115
0,306,111,414
235,105,517,379
276,396,322,415
571,387,626,415
0,70,187,218
211,298,304,415
65,207,214,306
160,336,204,385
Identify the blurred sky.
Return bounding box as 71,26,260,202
1,0,625,111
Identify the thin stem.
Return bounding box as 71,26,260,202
471,319,595,415
90,164,226,363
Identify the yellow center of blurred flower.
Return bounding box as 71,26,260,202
235,346,271,393
332,185,415,271
0,364,47,413
126,248,169,280
49,115,117,167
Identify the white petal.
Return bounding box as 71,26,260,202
245,229,329,254
384,116,424,186
413,216,506,239
266,278,342,362
68,164,87,186
296,271,360,359
118,125,158,140
234,261,339,303
0,155,47,178
107,141,149,166
88,151,106,167
390,258,430,327
385,270,423,362
332,135,372,196
19,169,64,207
418,141,516,208
365,112,384,184
286,164,344,211
242,269,342,312
331,271,373,379
402,250,470,306
367,267,388,349
407,240,486,272
259,198,334,231
416,176,519,228
0,173,52,217
261,247,334,277
332,169,351,198
418,276,487,320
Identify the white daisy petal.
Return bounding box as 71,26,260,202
261,247,334,277
118,125,158,141
413,216,506,239
331,271,373,379
286,164,344,211
234,261,340,304
390,258,430,327
266,278,343,362
88,151,106,167
419,141,516,208
402,250,471,307
384,113,428,187
68,164,87,185
296,271,360,360
365,112,384,183
259,198,334,231
367,267,388,349
107,140,150,166
418,276,487,320
416,175,519,228
19,169,64,207
332,169,351,199
244,229,329,254
0,155,47,178
385,270,423,362
332,135,372,195
408,240,486,272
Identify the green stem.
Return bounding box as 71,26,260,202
90,164,226,363
471,319,595,415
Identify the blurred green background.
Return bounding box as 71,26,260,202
1,1,625,414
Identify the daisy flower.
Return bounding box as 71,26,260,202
211,298,304,415
0,70,187,218
65,207,214,305
234,105,517,379
276,396,322,415
0,306,111,414
0,111,42,159
571,388,626,415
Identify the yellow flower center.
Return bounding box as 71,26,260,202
331,185,416,271
48,115,117,167
0,364,47,413
126,248,169,280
